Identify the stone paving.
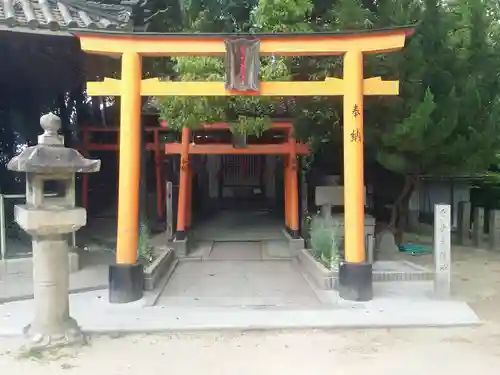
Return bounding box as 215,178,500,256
0,207,482,335
157,260,321,308
186,239,293,260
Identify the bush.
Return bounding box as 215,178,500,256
310,215,342,270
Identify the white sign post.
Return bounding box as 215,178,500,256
434,204,451,298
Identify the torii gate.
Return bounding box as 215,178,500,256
72,26,415,303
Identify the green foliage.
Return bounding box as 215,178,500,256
377,0,500,181
137,221,154,264
310,215,342,269
149,0,500,191
250,0,313,32
155,0,312,136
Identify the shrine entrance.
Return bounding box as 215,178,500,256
73,26,415,303
218,155,267,210
162,121,309,238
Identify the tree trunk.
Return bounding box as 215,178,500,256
389,173,418,243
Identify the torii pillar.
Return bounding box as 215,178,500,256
109,52,144,303
339,50,370,301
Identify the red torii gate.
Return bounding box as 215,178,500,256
160,120,309,236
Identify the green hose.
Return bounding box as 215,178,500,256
398,243,433,255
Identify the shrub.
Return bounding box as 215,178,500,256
310,215,342,270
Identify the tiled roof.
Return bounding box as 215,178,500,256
0,0,132,32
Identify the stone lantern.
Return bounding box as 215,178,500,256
7,113,100,348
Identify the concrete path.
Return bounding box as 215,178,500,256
157,260,320,307
186,240,294,260
0,286,479,336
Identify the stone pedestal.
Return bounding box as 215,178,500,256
24,237,84,347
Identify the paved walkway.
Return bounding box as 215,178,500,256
157,260,320,307
0,229,480,334
186,240,293,260
0,287,479,336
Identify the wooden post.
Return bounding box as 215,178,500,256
338,50,372,301
288,133,299,237
115,52,142,265
176,127,191,239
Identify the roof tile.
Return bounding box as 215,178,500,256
0,0,131,31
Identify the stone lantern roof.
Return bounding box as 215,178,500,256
7,113,101,174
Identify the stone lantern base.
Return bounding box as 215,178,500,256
20,237,86,350
23,317,86,350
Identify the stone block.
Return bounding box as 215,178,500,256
314,185,366,207
298,249,435,291
14,205,86,236
282,229,304,257
173,237,188,257
297,249,335,289
330,214,376,249
375,229,398,254
143,248,177,291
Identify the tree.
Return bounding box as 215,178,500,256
146,0,500,241
155,0,314,139
373,0,500,236
154,0,383,163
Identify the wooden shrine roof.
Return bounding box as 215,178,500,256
0,0,132,35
